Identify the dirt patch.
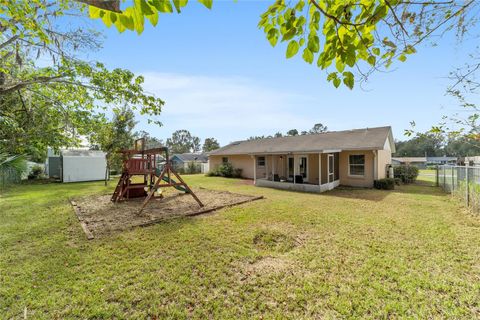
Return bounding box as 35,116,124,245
237,256,294,281
253,230,297,253
71,188,262,238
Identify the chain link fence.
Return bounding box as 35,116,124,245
437,165,480,213
0,167,22,191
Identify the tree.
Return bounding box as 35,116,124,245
90,106,137,171
192,136,201,152
166,130,201,154
0,1,163,161
203,138,220,152
286,129,299,136
310,123,328,134
274,132,283,138
394,133,444,157
84,0,477,89
136,131,164,149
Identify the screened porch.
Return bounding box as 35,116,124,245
253,152,340,193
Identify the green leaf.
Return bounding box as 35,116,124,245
89,6,102,19
302,48,314,64
139,0,154,15
372,47,380,55
367,55,376,66
147,10,159,26
151,0,174,13
398,54,407,62
282,27,297,41
333,78,341,88
286,40,300,58
173,0,188,13
343,71,354,89
198,0,213,9
327,72,337,81
307,35,319,53
335,58,345,73
267,28,279,47
119,12,135,30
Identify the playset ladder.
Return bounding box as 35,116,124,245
111,172,128,202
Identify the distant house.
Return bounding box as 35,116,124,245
171,153,209,173
46,148,107,183
392,157,427,168
426,156,457,166
208,126,395,193
463,156,480,166
392,156,458,168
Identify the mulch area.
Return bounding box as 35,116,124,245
70,188,263,239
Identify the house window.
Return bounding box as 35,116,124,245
257,156,265,167
222,157,228,164
349,154,365,176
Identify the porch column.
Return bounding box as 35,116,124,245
265,156,268,179
272,155,275,181
252,155,256,185
293,155,296,184
373,150,378,180
318,153,322,186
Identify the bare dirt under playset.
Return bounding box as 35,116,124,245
71,188,262,238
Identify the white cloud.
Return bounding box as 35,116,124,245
138,72,319,144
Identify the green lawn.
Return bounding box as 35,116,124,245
1,176,480,319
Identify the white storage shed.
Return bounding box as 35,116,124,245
61,150,107,183
46,148,107,183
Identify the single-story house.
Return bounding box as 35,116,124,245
463,156,480,166
392,156,458,168
46,148,107,183
171,153,209,173
392,157,427,168
208,126,395,193
426,156,457,166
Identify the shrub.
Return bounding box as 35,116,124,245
28,165,44,180
394,178,402,186
394,165,419,184
185,161,201,174
374,178,395,190
207,163,242,178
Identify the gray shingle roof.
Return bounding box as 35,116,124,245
209,126,393,156
172,153,208,163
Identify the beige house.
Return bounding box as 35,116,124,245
208,126,395,193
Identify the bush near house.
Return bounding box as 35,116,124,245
374,178,395,190
28,165,44,180
394,165,419,184
207,162,242,178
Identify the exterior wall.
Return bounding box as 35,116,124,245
377,149,392,179
62,156,107,183
339,150,375,188
209,155,255,179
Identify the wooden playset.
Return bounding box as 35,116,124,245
111,138,204,213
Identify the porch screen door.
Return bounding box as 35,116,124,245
328,154,334,183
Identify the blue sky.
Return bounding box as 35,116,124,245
85,1,475,146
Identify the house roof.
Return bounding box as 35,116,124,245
426,156,457,161
209,126,394,156
392,157,427,163
171,153,208,162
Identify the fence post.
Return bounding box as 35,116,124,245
451,166,454,193
435,165,439,187
466,165,469,207
443,165,446,189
